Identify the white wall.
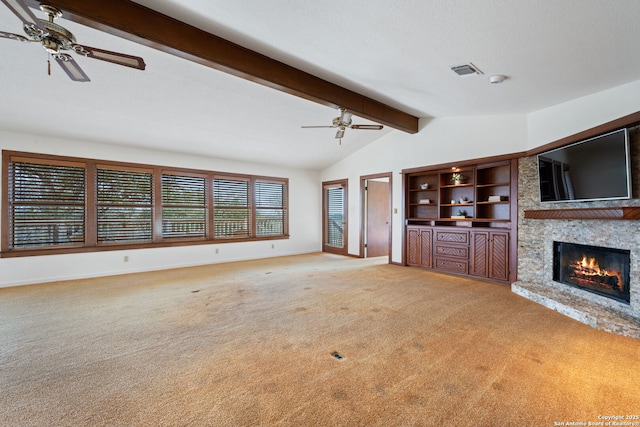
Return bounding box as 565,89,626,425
527,79,640,150
0,131,322,287
320,114,528,263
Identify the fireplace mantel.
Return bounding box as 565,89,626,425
524,207,640,220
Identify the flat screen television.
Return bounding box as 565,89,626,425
537,128,632,203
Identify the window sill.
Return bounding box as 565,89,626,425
0,235,290,258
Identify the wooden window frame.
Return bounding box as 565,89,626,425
1,151,289,258
254,178,288,237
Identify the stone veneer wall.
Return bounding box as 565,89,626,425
515,125,640,323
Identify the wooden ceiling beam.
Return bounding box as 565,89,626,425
38,0,419,133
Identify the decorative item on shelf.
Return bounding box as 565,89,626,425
459,196,472,204
451,173,466,185
420,183,430,190
418,199,431,204
451,209,467,219
451,199,457,204
488,195,508,202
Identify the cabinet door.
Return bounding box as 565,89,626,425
406,227,432,267
470,231,489,277
488,231,509,281
419,228,433,268
470,231,509,281
406,227,422,266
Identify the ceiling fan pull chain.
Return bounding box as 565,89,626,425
47,53,51,76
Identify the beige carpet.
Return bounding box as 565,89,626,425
1,253,639,426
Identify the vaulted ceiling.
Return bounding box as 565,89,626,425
1,1,640,170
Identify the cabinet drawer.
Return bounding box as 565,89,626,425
435,244,468,259
434,258,468,274
435,230,469,244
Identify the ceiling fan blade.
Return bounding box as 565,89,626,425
54,53,90,82
350,124,384,130
335,128,345,139
0,30,30,41
301,125,334,128
1,0,46,34
73,44,146,70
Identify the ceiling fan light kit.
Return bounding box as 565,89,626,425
0,0,146,81
302,107,383,144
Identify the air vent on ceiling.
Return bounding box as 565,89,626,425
451,63,483,77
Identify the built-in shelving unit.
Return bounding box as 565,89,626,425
403,159,518,283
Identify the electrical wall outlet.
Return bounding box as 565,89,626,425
124,255,129,262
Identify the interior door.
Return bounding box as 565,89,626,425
323,180,348,255
365,179,390,257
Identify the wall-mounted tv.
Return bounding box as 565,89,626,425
537,128,632,203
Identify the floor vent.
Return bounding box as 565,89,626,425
331,352,344,360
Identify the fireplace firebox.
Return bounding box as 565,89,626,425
553,241,630,303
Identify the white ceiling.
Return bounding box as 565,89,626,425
1,1,640,170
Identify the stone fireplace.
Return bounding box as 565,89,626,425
513,125,640,339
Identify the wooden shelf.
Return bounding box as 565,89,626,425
524,207,640,220
476,182,510,188
441,183,473,189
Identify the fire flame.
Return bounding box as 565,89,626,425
568,254,623,291
577,255,606,275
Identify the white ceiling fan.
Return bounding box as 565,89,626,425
0,0,145,82
302,108,383,144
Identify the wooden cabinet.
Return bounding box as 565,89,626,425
470,230,509,281
406,226,432,267
434,229,469,274
403,158,517,283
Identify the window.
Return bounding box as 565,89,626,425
213,176,250,239
162,173,207,239
2,151,289,257
255,180,287,236
8,157,85,249
97,166,153,244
